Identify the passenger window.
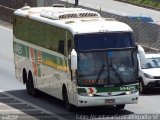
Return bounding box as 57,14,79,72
58,40,65,54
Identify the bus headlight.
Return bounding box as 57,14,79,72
125,89,138,95
125,91,131,95
88,93,94,97
79,93,94,97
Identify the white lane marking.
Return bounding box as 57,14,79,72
85,3,96,8
0,109,40,112
0,89,66,120
0,25,12,31
0,103,27,105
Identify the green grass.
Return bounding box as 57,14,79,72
117,0,160,9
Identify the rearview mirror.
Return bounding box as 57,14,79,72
71,49,77,70
137,45,146,68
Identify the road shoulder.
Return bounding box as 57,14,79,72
0,20,12,29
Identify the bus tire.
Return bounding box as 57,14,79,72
26,79,31,95
28,72,38,97
23,69,27,84
24,70,31,95
62,87,74,111
139,80,146,94
116,104,125,109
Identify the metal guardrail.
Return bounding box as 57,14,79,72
124,19,160,52
0,5,14,23
0,0,37,9
0,0,37,23
0,0,160,52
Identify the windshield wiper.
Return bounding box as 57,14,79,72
110,63,124,84
95,63,105,85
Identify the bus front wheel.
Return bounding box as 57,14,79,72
139,80,146,94
63,88,74,111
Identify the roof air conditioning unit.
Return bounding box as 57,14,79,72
52,4,65,7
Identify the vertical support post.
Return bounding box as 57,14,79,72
100,7,101,15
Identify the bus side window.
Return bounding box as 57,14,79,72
58,40,64,54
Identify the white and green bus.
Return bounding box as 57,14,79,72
13,6,140,111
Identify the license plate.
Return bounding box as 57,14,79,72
105,99,115,103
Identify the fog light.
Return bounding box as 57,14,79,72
79,100,83,103
79,93,94,97
88,93,93,97
125,91,131,95
125,89,138,95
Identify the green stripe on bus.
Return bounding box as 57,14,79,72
42,52,67,72
77,84,138,94
37,64,41,77
14,41,68,72
34,49,38,61
13,42,26,57
96,87,121,92
77,88,87,94
25,46,29,59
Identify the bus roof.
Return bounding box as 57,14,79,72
14,6,133,35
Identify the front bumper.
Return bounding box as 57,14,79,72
77,92,138,107
146,80,160,88
143,77,160,88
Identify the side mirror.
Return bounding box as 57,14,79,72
71,49,77,70
137,45,145,68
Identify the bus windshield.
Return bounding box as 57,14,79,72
77,50,138,87
74,32,134,51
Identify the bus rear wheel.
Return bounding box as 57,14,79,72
63,88,74,111
26,79,31,95
116,104,125,109
26,72,38,97
28,74,38,97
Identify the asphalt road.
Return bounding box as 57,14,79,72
0,25,160,120
60,0,160,22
